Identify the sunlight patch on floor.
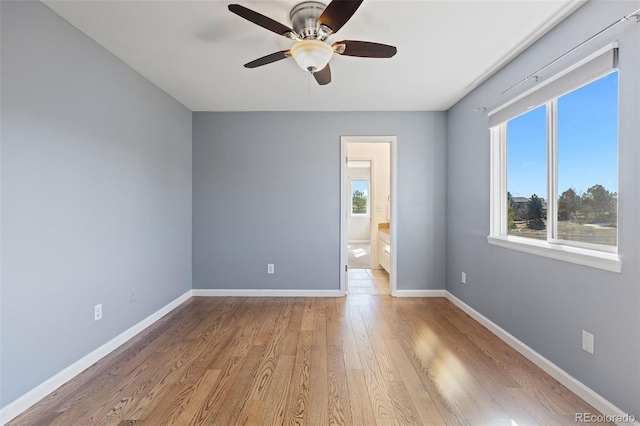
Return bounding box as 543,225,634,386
352,248,366,258
433,349,471,403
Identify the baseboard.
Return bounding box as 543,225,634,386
192,289,342,297
0,290,193,426
445,291,639,426
394,289,446,297
348,240,370,244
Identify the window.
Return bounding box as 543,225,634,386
351,180,369,215
557,74,618,247
489,45,621,272
506,105,547,240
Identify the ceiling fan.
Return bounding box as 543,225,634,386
228,0,397,85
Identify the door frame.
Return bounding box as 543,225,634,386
340,136,397,296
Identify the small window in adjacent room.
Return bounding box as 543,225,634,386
351,180,370,215
488,44,621,272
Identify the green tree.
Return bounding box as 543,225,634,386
352,190,367,214
507,192,516,229
558,187,581,221
527,194,543,221
582,184,617,223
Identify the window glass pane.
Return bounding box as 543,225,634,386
351,181,369,215
557,71,618,246
506,105,547,240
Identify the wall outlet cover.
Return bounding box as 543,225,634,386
94,303,103,321
582,330,594,354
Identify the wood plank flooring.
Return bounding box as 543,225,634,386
347,269,389,295
8,296,611,425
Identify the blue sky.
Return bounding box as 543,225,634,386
351,180,369,197
507,71,618,199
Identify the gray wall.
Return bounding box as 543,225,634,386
193,112,446,292
446,0,640,417
0,1,192,407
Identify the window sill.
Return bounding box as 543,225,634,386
487,235,621,273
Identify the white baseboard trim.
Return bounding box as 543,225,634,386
192,289,342,297
0,290,193,426
445,291,639,426
394,289,446,297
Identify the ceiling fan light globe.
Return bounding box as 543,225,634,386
290,40,334,73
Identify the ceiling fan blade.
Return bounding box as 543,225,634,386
228,4,295,38
333,40,397,58
318,0,363,34
314,64,331,85
244,51,290,68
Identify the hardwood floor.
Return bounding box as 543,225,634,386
348,269,389,295
8,296,611,425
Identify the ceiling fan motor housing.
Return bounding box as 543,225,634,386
289,1,329,40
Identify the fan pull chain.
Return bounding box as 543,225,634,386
308,72,311,93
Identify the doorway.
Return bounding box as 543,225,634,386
340,136,397,296
346,159,384,294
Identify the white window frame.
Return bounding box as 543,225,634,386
350,178,370,216
487,44,621,273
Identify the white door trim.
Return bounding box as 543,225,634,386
340,136,397,297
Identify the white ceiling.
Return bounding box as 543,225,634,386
42,0,585,112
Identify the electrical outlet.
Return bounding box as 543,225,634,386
582,330,594,354
461,272,466,284
130,288,137,303
267,264,274,274
94,303,103,321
